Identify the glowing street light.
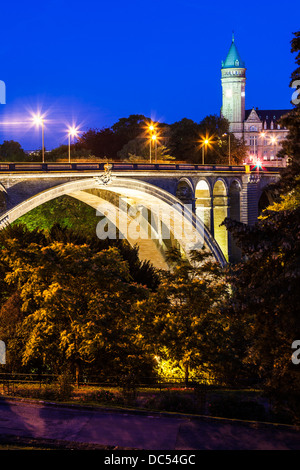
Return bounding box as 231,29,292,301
222,133,231,165
147,122,158,163
199,135,213,164
32,113,45,163
67,126,80,163
152,134,158,163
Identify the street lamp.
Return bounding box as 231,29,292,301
67,126,80,163
32,113,45,163
222,133,231,165
147,122,156,163
200,137,211,164
152,134,158,163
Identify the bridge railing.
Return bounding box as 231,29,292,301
0,162,281,172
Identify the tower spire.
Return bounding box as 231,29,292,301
221,33,246,135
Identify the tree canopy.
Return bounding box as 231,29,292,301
0,140,27,161
0,224,158,380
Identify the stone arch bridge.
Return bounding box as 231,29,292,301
0,162,280,269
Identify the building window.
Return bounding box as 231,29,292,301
249,126,258,132
250,136,257,147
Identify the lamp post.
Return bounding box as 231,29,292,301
68,126,80,163
222,133,231,165
32,114,45,163
202,139,209,164
148,123,155,163
152,134,157,163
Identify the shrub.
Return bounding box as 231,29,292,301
83,389,120,405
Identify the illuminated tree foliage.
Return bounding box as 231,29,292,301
0,224,156,379
135,248,243,385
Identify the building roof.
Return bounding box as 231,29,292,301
245,108,291,127
222,34,245,69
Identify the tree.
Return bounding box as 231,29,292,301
276,31,300,194
41,144,93,162
167,115,246,164
135,248,237,385
223,195,300,400
77,127,119,159
198,115,247,165
15,195,99,235
167,118,201,162
1,236,151,380
0,292,24,371
0,223,159,378
77,115,149,160
222,31,300,418
0,140,27,162
111,114,147,145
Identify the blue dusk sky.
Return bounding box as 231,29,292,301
0,0,298,150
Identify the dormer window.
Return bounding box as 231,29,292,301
235,60,239,66
270,121,274,130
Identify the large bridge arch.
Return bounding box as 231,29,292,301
0,177,227,269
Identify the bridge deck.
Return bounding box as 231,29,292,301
0,162,281,173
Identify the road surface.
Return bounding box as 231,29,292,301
0,399,300,450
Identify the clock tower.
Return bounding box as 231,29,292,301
221,33,246,139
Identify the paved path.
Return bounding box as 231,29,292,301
0,399,300,450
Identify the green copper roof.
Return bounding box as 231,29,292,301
222,34,245,69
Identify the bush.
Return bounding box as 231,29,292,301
83,389,120,405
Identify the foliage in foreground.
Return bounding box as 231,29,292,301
222,30,300,412
0,224,157,380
